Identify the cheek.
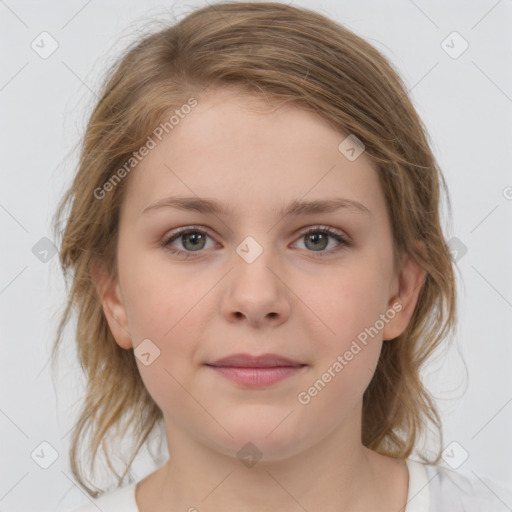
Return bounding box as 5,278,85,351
303,253,392,352
119,243,201,338
124,272,207,419
295,342,381,435
292,251,391,409
116,248,202,395
295,263,388,414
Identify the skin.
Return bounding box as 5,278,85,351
95,87,425,512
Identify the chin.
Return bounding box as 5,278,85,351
208,415,314,463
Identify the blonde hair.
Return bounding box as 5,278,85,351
52,1,456,497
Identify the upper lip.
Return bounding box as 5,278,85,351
207,353,305,368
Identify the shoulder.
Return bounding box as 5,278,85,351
407,459,512,512
68,481,139,512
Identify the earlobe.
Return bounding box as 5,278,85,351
382,249,426,341
91,262,133,350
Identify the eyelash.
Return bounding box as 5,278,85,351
160,225,350,259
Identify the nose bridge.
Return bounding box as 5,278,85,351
233,233,280,289
222,232,290,325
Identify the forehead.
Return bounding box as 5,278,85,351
121,88,388,223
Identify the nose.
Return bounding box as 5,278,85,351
220,245,291,328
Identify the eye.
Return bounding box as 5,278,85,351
292,226,350,256
161,226,216,258
161,225,350,258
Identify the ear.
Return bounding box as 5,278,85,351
91,261,133,350
382,244,426,341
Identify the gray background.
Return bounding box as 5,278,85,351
1,0,511,510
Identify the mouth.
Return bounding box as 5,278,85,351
205,353,307,387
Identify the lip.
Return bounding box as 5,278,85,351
207,353,304,368
205,353,306,387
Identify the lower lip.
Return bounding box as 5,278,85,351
206,365,306,387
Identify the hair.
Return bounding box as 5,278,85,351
52,0,457,498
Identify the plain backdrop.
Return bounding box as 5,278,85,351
1,0,511,510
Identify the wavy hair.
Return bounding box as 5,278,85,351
52,1,457,497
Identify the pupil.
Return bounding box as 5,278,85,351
185,233,204,250
308,233,327,251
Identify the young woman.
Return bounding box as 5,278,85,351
54,3,511,511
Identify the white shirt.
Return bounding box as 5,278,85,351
70,458,512,511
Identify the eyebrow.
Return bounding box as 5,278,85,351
141,196,372,218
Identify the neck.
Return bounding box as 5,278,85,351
137,413,407,512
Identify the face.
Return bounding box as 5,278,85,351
99,88,423,462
